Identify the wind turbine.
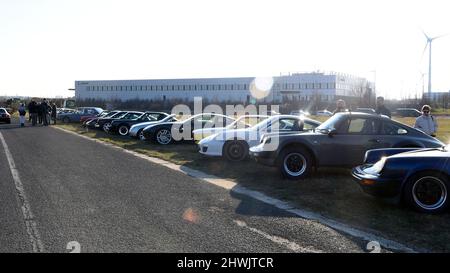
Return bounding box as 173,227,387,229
422,31,447,95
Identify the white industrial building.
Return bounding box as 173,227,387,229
75,72,373,104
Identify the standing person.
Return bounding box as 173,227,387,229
29,100,38,126
37,102,43,124
42,99,49,126
51,102,57,125
414,105,438,137
18,103,26,127
27,101,33,122
332,99,347,115
375,96,391,118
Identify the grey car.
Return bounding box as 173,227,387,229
249,112,444,179
57,107,104,123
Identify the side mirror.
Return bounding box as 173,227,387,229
328,129,337,137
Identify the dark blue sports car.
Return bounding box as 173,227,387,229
352,146,450,213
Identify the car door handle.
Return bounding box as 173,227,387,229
368,139,380,143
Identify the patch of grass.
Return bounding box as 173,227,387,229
57,122,450,252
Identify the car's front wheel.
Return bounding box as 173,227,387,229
118,125,130,136
155,128,173,145
404,172,449,214
223,140,248,161
278,147,313,180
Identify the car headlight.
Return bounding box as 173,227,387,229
260,136,272,144
363,157,386,175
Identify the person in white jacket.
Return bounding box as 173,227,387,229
414,105,438,137
18,103,26,127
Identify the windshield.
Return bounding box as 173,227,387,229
227,116,267,129
253,116,276,130
315,114,344,132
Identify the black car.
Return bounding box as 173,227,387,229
85,111,126,129
394,108,422,117
352,147,449,213
81,110,112,127
96,111,143,132
108,112,170,136
249,112,444,180
0,108,11,124
142,113,235,145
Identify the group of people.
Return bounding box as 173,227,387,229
17,99,57,127
331,96,438,137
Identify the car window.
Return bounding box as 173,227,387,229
0,109,5,113
143,114,157,122
194,114,214,123
198,115,222,128
339,118,379,135
304,121,318,130
268,118,302,132
111,112,125,118
381,121,408,135
124,113,141,119
147,113,161,120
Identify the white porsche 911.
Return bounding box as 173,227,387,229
198,115,321,161
192,115,268,143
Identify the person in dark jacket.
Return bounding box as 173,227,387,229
41,99,49,126
375,96,391,118
37,102,43,124
51,102,57,125
29,100,38,126
27,101,33,122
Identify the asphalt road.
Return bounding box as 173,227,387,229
0,122,376,253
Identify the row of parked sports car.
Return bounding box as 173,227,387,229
61,107,450,214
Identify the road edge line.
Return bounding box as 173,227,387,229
0,131,45,253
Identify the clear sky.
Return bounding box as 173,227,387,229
0,0,449,99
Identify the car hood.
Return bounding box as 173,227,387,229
389,148,448,159
192,127,228,135
215,128,257,140
131,120,161,128
111,118,139,124
145,121,183,129
262,130,316,138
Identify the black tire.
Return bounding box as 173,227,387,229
118,125,130,136
223,140,249,161
404,172,449,214
278,146,313,180
138,129,147,141
103,122,111,133
63,117,70,124
154,128,173,145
